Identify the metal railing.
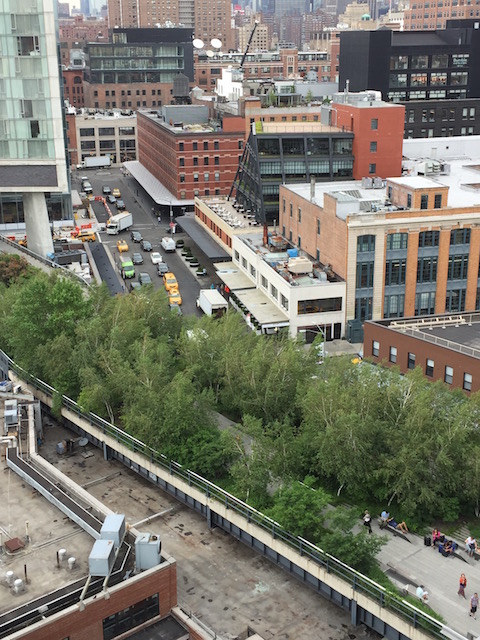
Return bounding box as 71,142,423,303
0,234,91,288
3,350,455,640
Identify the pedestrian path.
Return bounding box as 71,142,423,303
374,520,480,638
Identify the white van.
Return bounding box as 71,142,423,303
161,237,176,252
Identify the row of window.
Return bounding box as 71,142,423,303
390,53,469,70
80,127,135,137
358,228,471,254
373,341,473,390
178,140,240,152
391,71,468,88
93,88,162,97
407,107,476,123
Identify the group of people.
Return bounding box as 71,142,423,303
432,529,456,556
457,572,479,619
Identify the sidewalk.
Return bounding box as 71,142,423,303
374,521,480,637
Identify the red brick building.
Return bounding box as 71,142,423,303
335,98,405,180
63,68,85,109
364,314,480,393
137,108,245,203
58,15,108,68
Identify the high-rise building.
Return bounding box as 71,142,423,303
404,0,480,30
107,0,234,50
0,0,70,256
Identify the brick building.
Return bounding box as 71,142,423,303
58,15,108,68
133,106,245,211
404,1,480,30
63,68,85,109
364,313,480,393
279,157,480,324
83,28,194,111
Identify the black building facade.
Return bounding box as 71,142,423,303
339,25,480,138
230,129,354,222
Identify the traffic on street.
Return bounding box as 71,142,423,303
73,166,219,316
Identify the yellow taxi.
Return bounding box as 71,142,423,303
117,239,129,252
77,230,97,242
163,272,178,292
168,288,182,305
112,188,121,198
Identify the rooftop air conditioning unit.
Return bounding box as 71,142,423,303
362,177,373,188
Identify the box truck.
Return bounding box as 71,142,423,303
196,289,228,318
83,156,111,169
106,212,133,235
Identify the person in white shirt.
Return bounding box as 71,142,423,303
416,585,429,602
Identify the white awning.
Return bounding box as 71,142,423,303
214,261,256,290
234,288,290,328
123,161,194,207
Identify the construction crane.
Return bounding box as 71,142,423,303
239,21,259,74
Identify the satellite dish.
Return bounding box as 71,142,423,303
206,50,214,57
193,38,204,49
211,38,222,49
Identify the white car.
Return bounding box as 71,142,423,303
150,251,163,264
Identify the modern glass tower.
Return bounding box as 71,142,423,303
0,0,70,255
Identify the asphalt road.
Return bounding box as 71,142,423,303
72,167,218,316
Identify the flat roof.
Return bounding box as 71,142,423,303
372,312,480,360
213,261,257,290
123,161,194,207
235,288,289,326
175,216,230,260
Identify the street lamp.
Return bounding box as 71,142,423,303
299,326,326,363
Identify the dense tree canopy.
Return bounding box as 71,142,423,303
0,259,479,551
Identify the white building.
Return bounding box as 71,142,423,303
75,111,137,166
0,0,70,255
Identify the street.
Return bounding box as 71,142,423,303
73,166,217,316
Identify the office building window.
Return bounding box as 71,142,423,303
355,296,373,322
389,346,397,363
193,157,198,166
420,194,428,209
385,259,406,285
464,372,473,391
419,230,439,247
179,157,184,167
434,193,442,208
370,141,377,152
261,275,267,289
445,288,466,312
179,142,184,151
357,235,375,252
103,595,159,640
417,256,437,283
415,291,436,315
407,193,412,208
214,141,219,150
369,163,376,174
426,359,434,377
408,352,416,369
371,118,378,130
214,157,220,165
204,157,209,165
384,294,404,318
448,255,469,280
193,173,198,182
386,232,408,250
203,141,208,150
271,284,278,299
444,366,453,385
356,262,374,288
193,142,198,150
372,340,379,357
450,228,471,245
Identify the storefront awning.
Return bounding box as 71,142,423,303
123,161,194,207
176,216,230,261
234,288,289,328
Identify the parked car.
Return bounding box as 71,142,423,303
102,186,111,195
112,188,121,198
138,272,153,286
168,288,182,305
140,240,152,251
116,199,126,210
131,231,143,242
77,230,97,242
129,281,142,292
150,251,162,264
156,262,169,276
132,252,144,265
107,195,116,204
117,239,129,253
163,272,178,292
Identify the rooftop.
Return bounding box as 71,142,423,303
285,153,480,216
372,312,480,360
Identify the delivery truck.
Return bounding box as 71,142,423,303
82,156,111,169
161,237,176,252
196,289,228,318
117,255,135,279
106,212,133,235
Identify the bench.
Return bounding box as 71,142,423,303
378,520,412,543
403,584,430,605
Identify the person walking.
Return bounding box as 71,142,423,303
470,592,478,618
363,510,372,534
458,573,467,598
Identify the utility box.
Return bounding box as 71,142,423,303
100,514,126,548
135,533,162,570
346,320,364,343
88,539,115,576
